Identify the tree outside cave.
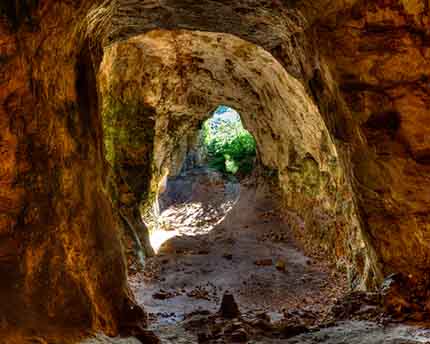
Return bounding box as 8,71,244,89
200,106,256,177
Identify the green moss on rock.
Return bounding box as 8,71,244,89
102,97,156,165
102,96,157,201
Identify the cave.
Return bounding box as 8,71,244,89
143,105,256,252
2,1,430,343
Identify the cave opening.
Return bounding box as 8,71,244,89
97,30,360,341
5,1,430,342
199,105,257,178
127,104,349,333
145,105,256,253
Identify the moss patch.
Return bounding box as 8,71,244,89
102,97,156,165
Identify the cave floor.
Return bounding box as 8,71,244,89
123,169,426,343
80,168,430,343
131,170,347,329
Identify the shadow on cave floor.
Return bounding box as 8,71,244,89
145,167,240,253
92,167,430,344
128,167,351,343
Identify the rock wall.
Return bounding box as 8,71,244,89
0,0,141,339
98,29,365,288
2,0,430,338
315,0,430,306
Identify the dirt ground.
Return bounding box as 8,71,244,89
82,168,430,344
129,169,347,342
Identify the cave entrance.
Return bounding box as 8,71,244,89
146,105,256,253
134,108,307,323
198,105,257,178
99,30,354,337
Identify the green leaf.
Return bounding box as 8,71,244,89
201,107,256,176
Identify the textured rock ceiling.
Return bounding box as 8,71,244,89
1,0,430,340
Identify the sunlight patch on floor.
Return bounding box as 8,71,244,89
150,228,178,253
148,198,237,253
147,176,240,254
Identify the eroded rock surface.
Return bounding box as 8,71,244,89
0,0,137,339
1,0,430,341
315,0,430,304
98,29,364,289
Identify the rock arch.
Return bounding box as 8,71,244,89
98,30,366,288
1,0,430,339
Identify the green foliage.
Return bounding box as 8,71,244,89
201,112,256,176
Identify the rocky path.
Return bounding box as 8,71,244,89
82,169,430,343
130,170,348,342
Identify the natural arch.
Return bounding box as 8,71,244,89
98,29,367,288
1,0,430,342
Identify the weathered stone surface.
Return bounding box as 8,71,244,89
2,0,430,340
98,30,361,284
219,292,240,319
0,0,143,339
315,0,430,296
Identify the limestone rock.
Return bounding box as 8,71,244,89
231,328,249,342
276,259,287,272
254,259,273,267
97,28,364,291
2,0,430,339
219,293,240,319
